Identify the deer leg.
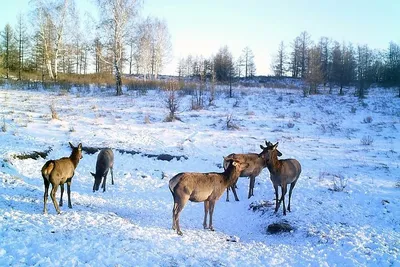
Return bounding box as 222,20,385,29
226,187,230,202
174,195,188,235
50,184,60,214
274,184,279,213
281,183,288,216
288,180,297,212
43,179,50,214
102,171,108,192
59,184,64,207
172,202,177,230
203,201,209,229
231,183,240,201
67,179,72,209
208,200,216,231
248,176,255,199
110,167,114,185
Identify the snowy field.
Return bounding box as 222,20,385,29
0,84,399,266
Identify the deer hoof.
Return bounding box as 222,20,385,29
177,230,183,236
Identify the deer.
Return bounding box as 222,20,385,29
41,142,83,214
91,148,114,192
168,157,249,235
259,142,301,215
224,141,282,201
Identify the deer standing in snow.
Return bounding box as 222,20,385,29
224,141,282,201
91,148,114,192
41,142,83,214
169,157,249,235
259,142,301,215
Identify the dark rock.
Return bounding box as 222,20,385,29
267,222,294,234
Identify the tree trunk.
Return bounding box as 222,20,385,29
229,76,232,98
115,60,122,96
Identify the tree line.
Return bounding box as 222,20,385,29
271,31,400,97
176,46,256,82
0,0,172,95
1,1,398,97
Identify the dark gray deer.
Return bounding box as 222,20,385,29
41,142,83,214
91,148,114,192
169,157,249,235
224,141,282,201
259,142,301,215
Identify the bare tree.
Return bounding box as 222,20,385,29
356,44,373,98
214,45,234,82
150,18,172,79
241,46,255,78
290,36,301,78
385,42,400,97
30,0,72,81
16,13,29,80
299,31,312,78
272,41,287,77
318,37,330,86
306,46,323,95
96,0,140,95
236,56,244,78
1,24,17,78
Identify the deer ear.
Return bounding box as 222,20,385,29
277,150,283,156
260,145,265,150
90,172,95,177
273,142,279,150
78,143,82,150
69,142,74,149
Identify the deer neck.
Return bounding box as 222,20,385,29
69,152,81,169
224,165,239,187
267,154,282,175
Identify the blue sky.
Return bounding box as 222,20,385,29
1,0,399,75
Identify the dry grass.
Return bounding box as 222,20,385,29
226,114,240,130
360,135,374,146
1,117,6,132
50,103,59,120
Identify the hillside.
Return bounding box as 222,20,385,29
0,85,399,266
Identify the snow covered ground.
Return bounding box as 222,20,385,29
0,84,399,266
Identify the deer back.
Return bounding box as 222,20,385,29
95,148,114,175
270,158,301,186
224,153,264,177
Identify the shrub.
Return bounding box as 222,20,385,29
164,81,181,122
287,121,295,128
360,135,373,146
363,116,373,123
50,103,59,120
292,112,301,119
226,114,240,130
1,117,6,132
144,114,151,124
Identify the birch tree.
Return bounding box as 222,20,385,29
30,0,71,81
96,0,140,95
16,13,29,80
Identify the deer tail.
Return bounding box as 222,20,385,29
41,160,55,181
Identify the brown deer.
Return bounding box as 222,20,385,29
224,141,282,201
91,148,114,192
169,157,249,235
259,142,301,215
41,142,83,214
